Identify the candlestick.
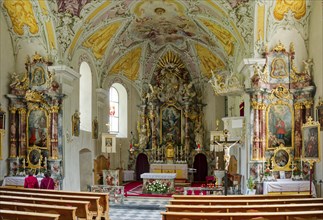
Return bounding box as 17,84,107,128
23,158,25,169
16,157,19,165
262,159,265,173
39,159,41,171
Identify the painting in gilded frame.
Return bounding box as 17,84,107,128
101,133,116,153
317,104,323,130
302,119,320,161
160,105,182,146
266,103,294,149
27,109,49,149
267,53,290,84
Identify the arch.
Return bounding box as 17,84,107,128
135,153,149,181
80,61,92,132
79,148,92,191
193,153,208,182
109,83,127,137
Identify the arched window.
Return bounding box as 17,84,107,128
79,62,92,132
109,83,127,137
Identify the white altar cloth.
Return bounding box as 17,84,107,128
140,173,176,179
2,176,43,187
263,180,316,197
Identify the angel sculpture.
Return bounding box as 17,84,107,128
303,58,313,77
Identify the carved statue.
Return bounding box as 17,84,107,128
302,58,313,77
194,116,203,147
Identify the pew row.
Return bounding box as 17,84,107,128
172,194,312,200
161,210,323,220
0,201,76,220
0,195,91,220
0,190,101,219
0,209,60,220
166,203,323,213
169,197,323,206
0,186,109,219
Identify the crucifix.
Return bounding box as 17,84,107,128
213,129,240,195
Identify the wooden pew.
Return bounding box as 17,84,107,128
0,190,101,219
172,194,312,200
0,201,77,220
0,209,60,220
166,203,323,213
0,186,109,219
169,197,323,206
0,195,91,220
161,210,323,220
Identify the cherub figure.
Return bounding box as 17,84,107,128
303,58,313,77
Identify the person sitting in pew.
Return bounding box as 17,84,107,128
24,170,39,189
40,171,55,190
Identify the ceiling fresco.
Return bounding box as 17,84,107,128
1,0,256,88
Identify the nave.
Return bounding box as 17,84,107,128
109,197,169,220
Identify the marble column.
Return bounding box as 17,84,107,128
17,108,27,157
9,107,17,158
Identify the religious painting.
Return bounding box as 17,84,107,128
0,130,3,160
101,133,116,153
102,169,119,186
317,103,323,130
266,103,294,149
272,144,291,171
27,109,49,149
27,146,41,169
72,111,80,137
0,106,5,129
31,66,46,86
267,51,290,84
160,105,182,146
302,119,320,160
92,117,98,139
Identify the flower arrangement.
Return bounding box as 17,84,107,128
146,180,169,194
247,177,255,189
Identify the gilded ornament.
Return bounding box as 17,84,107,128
303,100,313,109
274,0,306,21
269,85,292,100
25,90,44,103
272,41,286,52
294,102,304,110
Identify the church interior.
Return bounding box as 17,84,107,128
0,0,323,219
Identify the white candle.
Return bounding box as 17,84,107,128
300,156,303,172
16,157,19,165
23,159,25,169
263,159,265,173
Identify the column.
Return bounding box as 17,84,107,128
294,102,304,158
251,100,260,160
9,107,17,158
149,103,157,149
49,105,59,159
17,108,27,157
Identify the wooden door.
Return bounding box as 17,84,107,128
193,153,208,182
135,153,150,180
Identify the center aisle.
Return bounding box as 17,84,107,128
109,197,170,220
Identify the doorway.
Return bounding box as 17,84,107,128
135,153,150,180
193,153,208,182
79,148,92,191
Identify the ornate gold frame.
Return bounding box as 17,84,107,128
27,145,42,169
159,104,183,145
266,100,294,149
272,144,292,171
302,117,320,162
26,107,50,149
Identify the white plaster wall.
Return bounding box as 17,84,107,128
0,11,15,180
309,0,323,196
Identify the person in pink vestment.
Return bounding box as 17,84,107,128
40,171,55,190
24,171,39,189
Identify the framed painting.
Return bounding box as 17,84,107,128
72,111,80,137
27,108,49,149
302,117,320,161
101,133,116,153
272,144,291,171
160,105,182,146
0,130,3,160
317,102,323,130
266,102,294,149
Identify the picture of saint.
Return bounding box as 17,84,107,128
28,110,47,147
274,150,289,167
270,58,287,78
161,106,181,145
304,128,318,158
32,67,45,86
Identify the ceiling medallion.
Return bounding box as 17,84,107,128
155,7,166,15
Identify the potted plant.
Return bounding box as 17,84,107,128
246,177,256,194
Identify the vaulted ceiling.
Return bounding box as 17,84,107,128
1,0,255,88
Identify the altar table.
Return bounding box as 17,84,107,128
2,176,43,187
263,180,316,197
140,173,176,194
150,164,187,179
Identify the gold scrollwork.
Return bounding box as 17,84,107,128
269,85,292,101
303,100,313,109
251,101,267,110
25,90,44,103
294,102,305,110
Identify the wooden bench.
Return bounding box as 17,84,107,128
0,190,101,219
166,203,323,213
0,186,109,219
172,194,312,200
169,197,323,206
0,201,77,220
0,209,60,220
161,210,323,220
0,195,91,220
